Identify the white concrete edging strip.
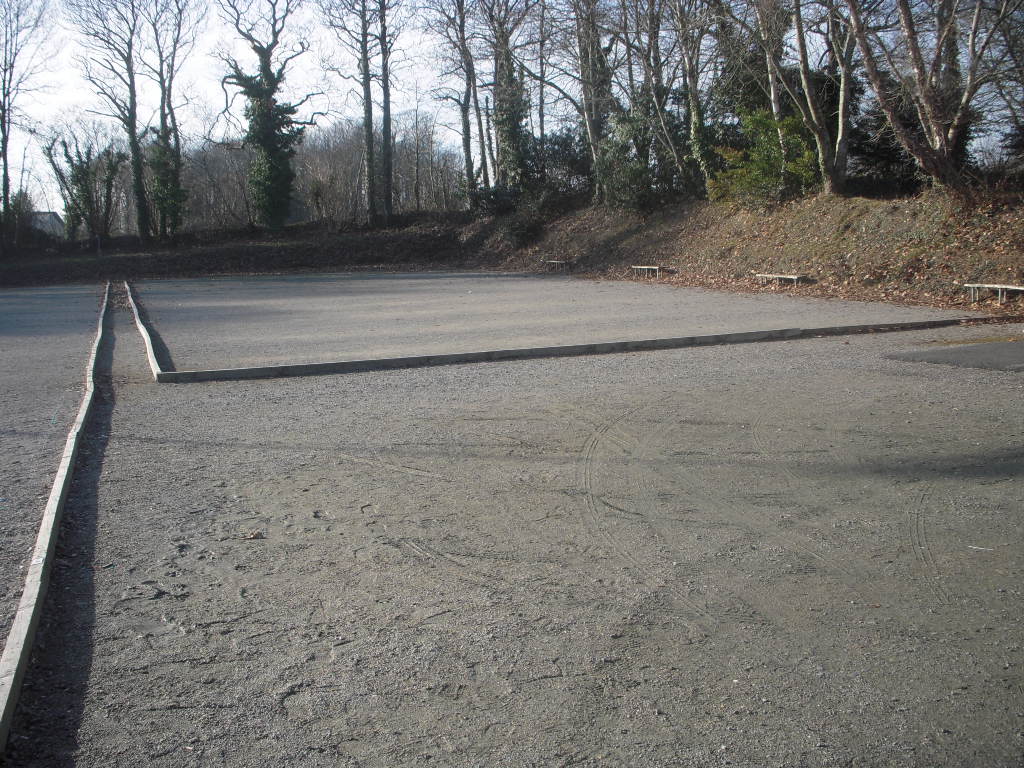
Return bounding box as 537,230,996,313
124,281,162,379
0,282,110,751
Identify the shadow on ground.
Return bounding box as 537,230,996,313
3,313,117,766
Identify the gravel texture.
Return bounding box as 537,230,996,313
0,284,103,644
6,302,1023,767
135,273,980,371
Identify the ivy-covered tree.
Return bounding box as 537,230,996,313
141,0,205,238
218,0,310,229
493,55,531,186
44,131,126,242
479,0,533,189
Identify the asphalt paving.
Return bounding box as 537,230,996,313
891,336,1024,371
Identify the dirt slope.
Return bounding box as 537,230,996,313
502,192,1024,311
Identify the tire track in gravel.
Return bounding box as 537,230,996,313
753,407,950,597
828,409,958,609
635,402,950,634
556,395,955,639
905,488,953,605
336,451,454,481
743,408,866,582
588,405,852,634
631,417,799,629
398,538,501,590
572,404,714,636
562,401,804,632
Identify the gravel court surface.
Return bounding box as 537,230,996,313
135,273,980,371
0,284,103,644
7,316,1024,767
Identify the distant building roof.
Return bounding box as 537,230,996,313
30,211,64,237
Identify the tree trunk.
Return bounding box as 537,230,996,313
127,67,151,243
378,0,394,223
1,117,9,256
457,4,476,199
537,0,547,182
413,102,421,211
484,95,497,182
359,4,377,225
461,83,475,200
471,67,490,188
684,52,712,186
792,0,842,193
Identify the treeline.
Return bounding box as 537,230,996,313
47,112,464,240
2,0,1022,247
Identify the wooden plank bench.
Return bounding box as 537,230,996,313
756,273,807,286
631,265,660,278
963,283,1024,304
542,260,571,271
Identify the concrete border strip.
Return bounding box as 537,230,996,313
152,316,984,384
156,328,803,382
124,281,162,379
0,282,110,751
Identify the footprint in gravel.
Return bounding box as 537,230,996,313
120,581,191,601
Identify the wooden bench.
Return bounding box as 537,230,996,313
631,265,660,278
756,273,807,286
543,259,571,271
963,283,1024,304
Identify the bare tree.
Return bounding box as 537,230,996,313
752,0,857,193
320,0,380,223
141,0,205,237
991,5,1024,127
523,0,615,197
478,0,534,186
376,0,401,221
611,0,690,191
423,0,479,197
294,120,365,221
183,140,256,227
748,0,790,170
844,0,1024,189
65,0,152,241
535,0,547,180
669,0,721,185
0,0,48,249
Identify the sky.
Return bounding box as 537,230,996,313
15,1,454,213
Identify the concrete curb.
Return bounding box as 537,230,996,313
152,317,983,384
124,281,161,379
0,282,110,752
